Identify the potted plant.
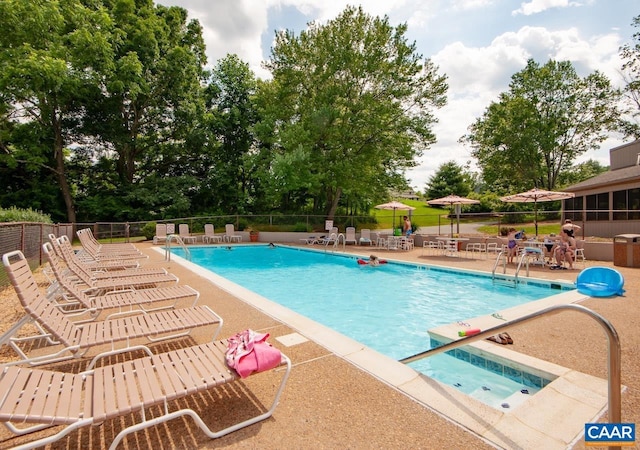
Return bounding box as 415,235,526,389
248,227,259,242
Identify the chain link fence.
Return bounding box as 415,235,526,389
0,223,74,287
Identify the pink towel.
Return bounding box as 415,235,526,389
226,329,282,378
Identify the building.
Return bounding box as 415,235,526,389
393,190,420,201
564,140,640,238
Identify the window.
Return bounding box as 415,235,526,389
586,193,609,221
613,190,627,220
563,196,583,221
612,188,640,220
629,188,640,220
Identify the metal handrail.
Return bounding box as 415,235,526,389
164,234,191,261
491,249,506,278
399,303,621,449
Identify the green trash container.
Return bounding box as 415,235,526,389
613,234,640,268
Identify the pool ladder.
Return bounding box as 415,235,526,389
491,250,518,287
164,234,191,261
491,248,542,286
399,303,622,450
324,233,345,252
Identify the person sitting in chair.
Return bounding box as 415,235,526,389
553,229,576,269
543,233,557,263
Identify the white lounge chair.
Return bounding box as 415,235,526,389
1,250,222,368
345,227,358,245
0,340,290,450
224,224,242,242
316,227,338,245
178,224,197,244
43,242,201,319
203,224,223,243
153,223,167,244
359,229,374,246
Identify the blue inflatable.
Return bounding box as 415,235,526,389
576,267,625,297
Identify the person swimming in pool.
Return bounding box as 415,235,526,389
368,255,380,266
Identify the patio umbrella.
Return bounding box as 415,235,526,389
374,201,416,233
427,195,480,236
500,188,575,237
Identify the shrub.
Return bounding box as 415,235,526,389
292,222,311,232
141,222,157,240
0,207,52,223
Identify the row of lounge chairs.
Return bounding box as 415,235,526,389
0,229,290,449
300,227,375,246
154,223,243,244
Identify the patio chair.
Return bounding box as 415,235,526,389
316,227,338,245
359,229,374,246
224,224,242,242
0,340,290,450
50,235,175,290
76,228,144,259
466,242,487,259
422,240,443,256
49,233,141,270
43,242,200,319
203,224,223,243
401,235,414,251
574,239,586,266
178,223,198,244
345,227,358,245
76,227,138,252
153,223,168,244
1,250,222,367
486,242,501,255
54,235,163,277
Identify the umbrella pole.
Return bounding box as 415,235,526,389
393,209,396,234
534,200,538,237
450,206,454,236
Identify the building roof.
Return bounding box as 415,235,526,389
565,164,640,192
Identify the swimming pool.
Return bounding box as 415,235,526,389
171,245,572,407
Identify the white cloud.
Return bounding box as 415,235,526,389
512,0,578,16
407,24,629,189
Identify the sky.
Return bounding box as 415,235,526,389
159,0,638,191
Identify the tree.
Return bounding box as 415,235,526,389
261,5,448,218
462,59,620,193
557,159,609,187
196,54,258,213
82,0,206,178
73,0,209,221
425,161,471,200
0,0,113,222
620,15,640,139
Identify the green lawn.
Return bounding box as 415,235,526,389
372,199,444,229
372,200,565,237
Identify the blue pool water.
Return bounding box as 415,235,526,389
174,245,567,407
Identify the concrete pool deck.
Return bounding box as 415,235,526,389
1,241,638,449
